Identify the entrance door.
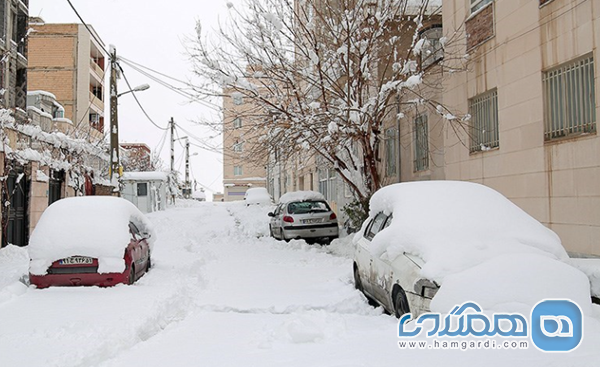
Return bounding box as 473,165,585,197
2,168,29,247
48,170,64,205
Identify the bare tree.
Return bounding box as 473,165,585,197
188,0,467,210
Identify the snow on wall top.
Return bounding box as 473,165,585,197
27,90,57,100
363,181,568,282
278,191,326,204
121,171,168,182
28,196,155,275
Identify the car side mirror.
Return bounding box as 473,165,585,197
140,231,152,239
268,212,275,217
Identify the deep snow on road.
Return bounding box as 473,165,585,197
1,200,599,367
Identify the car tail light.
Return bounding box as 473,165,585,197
283,215,294,223
329,213,337,220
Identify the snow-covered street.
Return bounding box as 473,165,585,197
1,201,600,367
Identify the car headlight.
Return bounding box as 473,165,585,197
414,278,439,299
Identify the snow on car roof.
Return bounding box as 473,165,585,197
28,196,155,275
364,181,568,283
278,191,325,204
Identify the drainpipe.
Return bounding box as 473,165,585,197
396,93,401,183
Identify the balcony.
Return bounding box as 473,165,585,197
89,92,105,112
90,60,105,82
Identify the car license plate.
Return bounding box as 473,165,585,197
303,218,322,224
59,256,93,265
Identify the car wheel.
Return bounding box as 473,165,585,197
269,225,275,238
393,287,410,318
353,265,363,291
128,265,136,285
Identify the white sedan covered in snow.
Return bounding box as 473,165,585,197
353,181,591,318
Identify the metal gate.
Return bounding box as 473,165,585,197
2,168,29,247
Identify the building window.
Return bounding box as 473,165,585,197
543,55,596,141
137,183,148,197
469,89,499,153
91,85,103,100
234,166,243,176
233,117,242,129
385,128,397,176
318,168,337,202
414,114,429,172
471,0,493,13
318,168,328,200
419,26,444,69
232,93,243,105
233,142,243,152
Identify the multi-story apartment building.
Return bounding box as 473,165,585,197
27,18,106,143
0,0,28,115
222,89,268,201
0,0,29,247
443,0,598,255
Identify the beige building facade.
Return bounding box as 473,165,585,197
222,90,268,201
443,0,599,255
27,19,106,143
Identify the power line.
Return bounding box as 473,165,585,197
65,0,110,56
118,64,169,131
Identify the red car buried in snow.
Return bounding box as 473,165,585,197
29,196,155,288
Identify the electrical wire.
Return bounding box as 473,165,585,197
65,0,110,56
118,64,169,131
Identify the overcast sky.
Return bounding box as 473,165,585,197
29,0,234,199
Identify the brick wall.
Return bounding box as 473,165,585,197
466,3,495,50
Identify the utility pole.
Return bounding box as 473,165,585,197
169,117,176,204
184,138,190,199
109,45,120,190
170,117,175,174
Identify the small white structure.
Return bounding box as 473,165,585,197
121,171,168,213
191,190,206,202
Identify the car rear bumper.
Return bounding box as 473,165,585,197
282,223,339,240
29,270,130,288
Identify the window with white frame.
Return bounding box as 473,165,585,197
471,0,493,13
233,142,243,153
328,168,337,202
385,128,397,176
414,114,429,172
469,89,499,152
233,166,243,176
233,117,242,129
318,168,328,200
543,55,596,141
419,26,444,69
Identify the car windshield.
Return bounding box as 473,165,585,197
287,201,330,214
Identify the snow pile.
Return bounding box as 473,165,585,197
278,191,325,204
568,258,600,298
431,253,592,314
228,201,273,238
0,245,29,305
29,197,156,275
364,181,568,282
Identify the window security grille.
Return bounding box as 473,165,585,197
543,55,596,141
414,115,429,171
469,89,499,152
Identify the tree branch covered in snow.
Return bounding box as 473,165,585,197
188,0,468,202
